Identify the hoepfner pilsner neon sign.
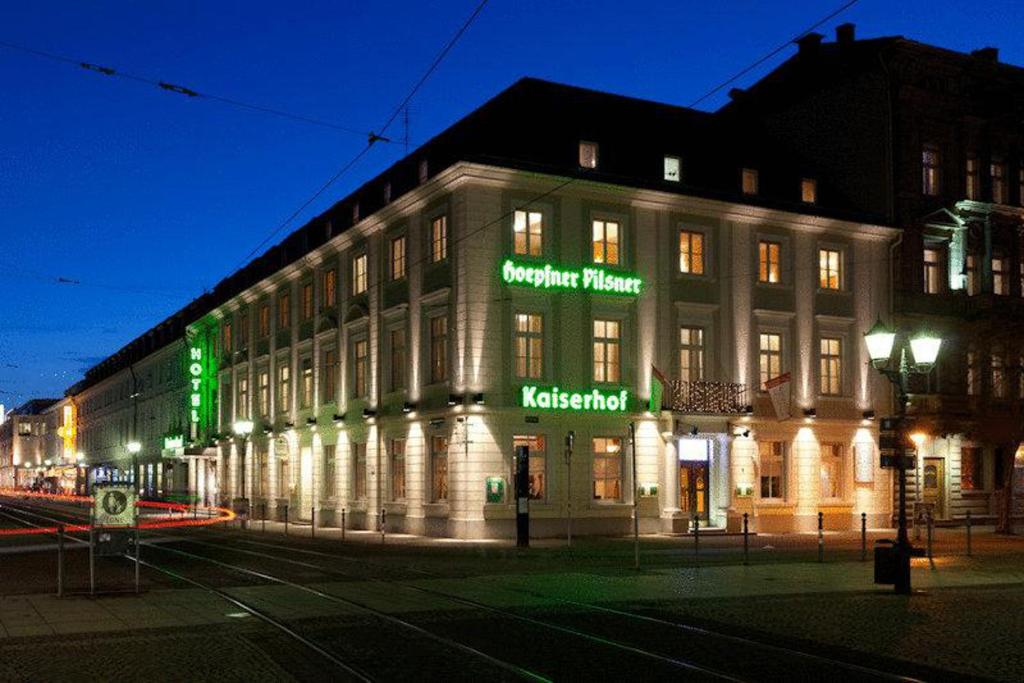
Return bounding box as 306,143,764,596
501,259,642,296
520,385,630,413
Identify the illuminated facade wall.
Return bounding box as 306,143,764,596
201,162,896,537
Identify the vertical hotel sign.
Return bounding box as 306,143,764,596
187,325,218,442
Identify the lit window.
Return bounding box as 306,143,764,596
431,435,448,501
353,339,368,397
257,370,269,417
922,145,941,195
966,254,978,295
431,216,447,263
514,313,543,379
258,304,270,337
593,319,621,383
390,235,406,280
301,282,313,321
322,444,336,499
579,141,598,169
820,443,843,499
991,346,1006,399
819,337,842,396
352,253,368,295
819,248,842,290
277,363,290,413
679,326,704,382
390,439,406,500
759,333,782,389
321,348,337,404
429,315,447,384
353,442,367,499
664,156,681,182
323,269,337,308
993,257,1009,295
961,447,983,491
742,168,759,195
300,356,313,408
389,328,406,391
991,160,1007,204
679,230,704,274
801,178,817,203
759,441,785,499
923,247,943,294
513,210,543,256
591,437,622,501
966,154,980,200
278,292,291,329
223,321,233,354
237,377,249,417
592,219,620,265
758,241,781,283
513,435,546,500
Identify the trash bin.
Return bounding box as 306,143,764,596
874,539,897,584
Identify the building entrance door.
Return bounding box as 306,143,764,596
922,457,945,519
679,461,709,521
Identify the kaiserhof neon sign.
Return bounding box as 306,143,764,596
519,385,630,413
501,259,642,296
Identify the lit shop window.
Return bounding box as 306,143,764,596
819,248,842,290
591,437,622,501
579,141,598,169
592,219,620,265
923,247,943,294
353,442,367,499
513,434,546,500
922,145,941,196
431,216,447,263
819,337,842,396
801,177,817,204
593,319,621,383
322,444,336,498
741,168,759,195
758,241,781,283
514,313,543,379
390,439,406,501
352,253,368,295
679,326,704,382
759,441,786,499
758,333,782,389
679,230,704,274
390,235,406,281
513,210,543,257
429,315,448,384
664,155,680,182
431,435,448,502
820,443,843,499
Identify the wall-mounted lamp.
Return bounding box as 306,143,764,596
447,393,463,407
472,392,485,405
803,407,817,418
362,408,377,419
332,413,345,425
402,402,415,413
689,425,699,436
262,424,274,435
283,421,295,430
306,417,318,429
862,409,876,420
741,429,751,438
743,404,754,415
429,417,445,428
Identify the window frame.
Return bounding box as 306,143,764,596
758,330,785,391
591,436,624,502
579,140,598,169
513,312,545,380
663,155,681,182
277,291,291,330
352,252,368,296
299,355,313,409
390,234,407,281
351,335,369,398
800,177,817,204
818,335,843,396
741,168,759,195
758,440,786,500
819,442,844,500
679,325,705,383
300,281,313,321
276,359,291,415
321,444,337,499
429,215,448,263
923,245,945,294
678,228,706,276
818,246,844,291
430,435,448,502
321,346,337,405
352,442,367,500
757,239,782,284
512,209,544,258
390,438,406,501
591,218,621,266
592,317,622,384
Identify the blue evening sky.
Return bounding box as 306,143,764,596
0,0,1020,406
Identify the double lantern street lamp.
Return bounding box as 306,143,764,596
863,319,942,595
232,420,255,523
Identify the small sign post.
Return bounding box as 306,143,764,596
90,483,139,594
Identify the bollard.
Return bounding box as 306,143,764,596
742,513,749,566
927,511,934,565
380,508,387,544
693,515,700,560
341,508,346,542
817,511,824,563
284,504,289,536
311,507,316,539
966,510,972,557
861,512,867,562
57,525,65,598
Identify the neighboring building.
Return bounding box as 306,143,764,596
39,398,86,494
0,399,60,489
721,24,1024,524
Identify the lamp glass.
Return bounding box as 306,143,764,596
863,320,896,365
126,441,142,454
233,419,255,437
909,333,942,368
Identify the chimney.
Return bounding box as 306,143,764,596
836,23,855,46
971,47,999,63
795,32,823,57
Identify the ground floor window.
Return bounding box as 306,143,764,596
961,447,983,491
322,444,336,499
353,443,367,500
820,442,843,499
391,439,406,500
431,436,448,501
512,435,546,500
759,441,786,500
592,437,623,501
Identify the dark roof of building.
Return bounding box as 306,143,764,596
72,73,890,395
10,399,60,416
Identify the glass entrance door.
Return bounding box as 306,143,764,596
679,461,709,520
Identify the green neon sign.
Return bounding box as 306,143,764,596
164,435,184,450
519,385,631,413
501,259,642,296
185,325,217,441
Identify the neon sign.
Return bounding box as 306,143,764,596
519,385,630,413
188,345,204,425
164,435,184,450
501,259,642,296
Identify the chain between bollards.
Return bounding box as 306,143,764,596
861,512,867,562
966,510,972,557
817,511,824,563
742,513,749,566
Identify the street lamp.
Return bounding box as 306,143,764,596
863,318,942,595
232,420,254,522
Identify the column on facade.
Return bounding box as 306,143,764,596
793,427,821,531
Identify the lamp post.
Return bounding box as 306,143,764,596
863,319,942,595
233,420,254,524
126,441,142,495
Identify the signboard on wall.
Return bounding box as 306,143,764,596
518,385,630,413
501,259,643,296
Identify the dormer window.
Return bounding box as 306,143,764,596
579,141,598,169
801,178,817,204
742,168,759,195
664,156,681,182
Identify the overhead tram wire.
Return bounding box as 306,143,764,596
230,0,490,270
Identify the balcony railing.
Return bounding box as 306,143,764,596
664,380,749,415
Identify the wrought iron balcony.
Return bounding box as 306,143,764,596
664,380,750,415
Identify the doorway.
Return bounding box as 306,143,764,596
922,457,945,519
679,461,709,521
